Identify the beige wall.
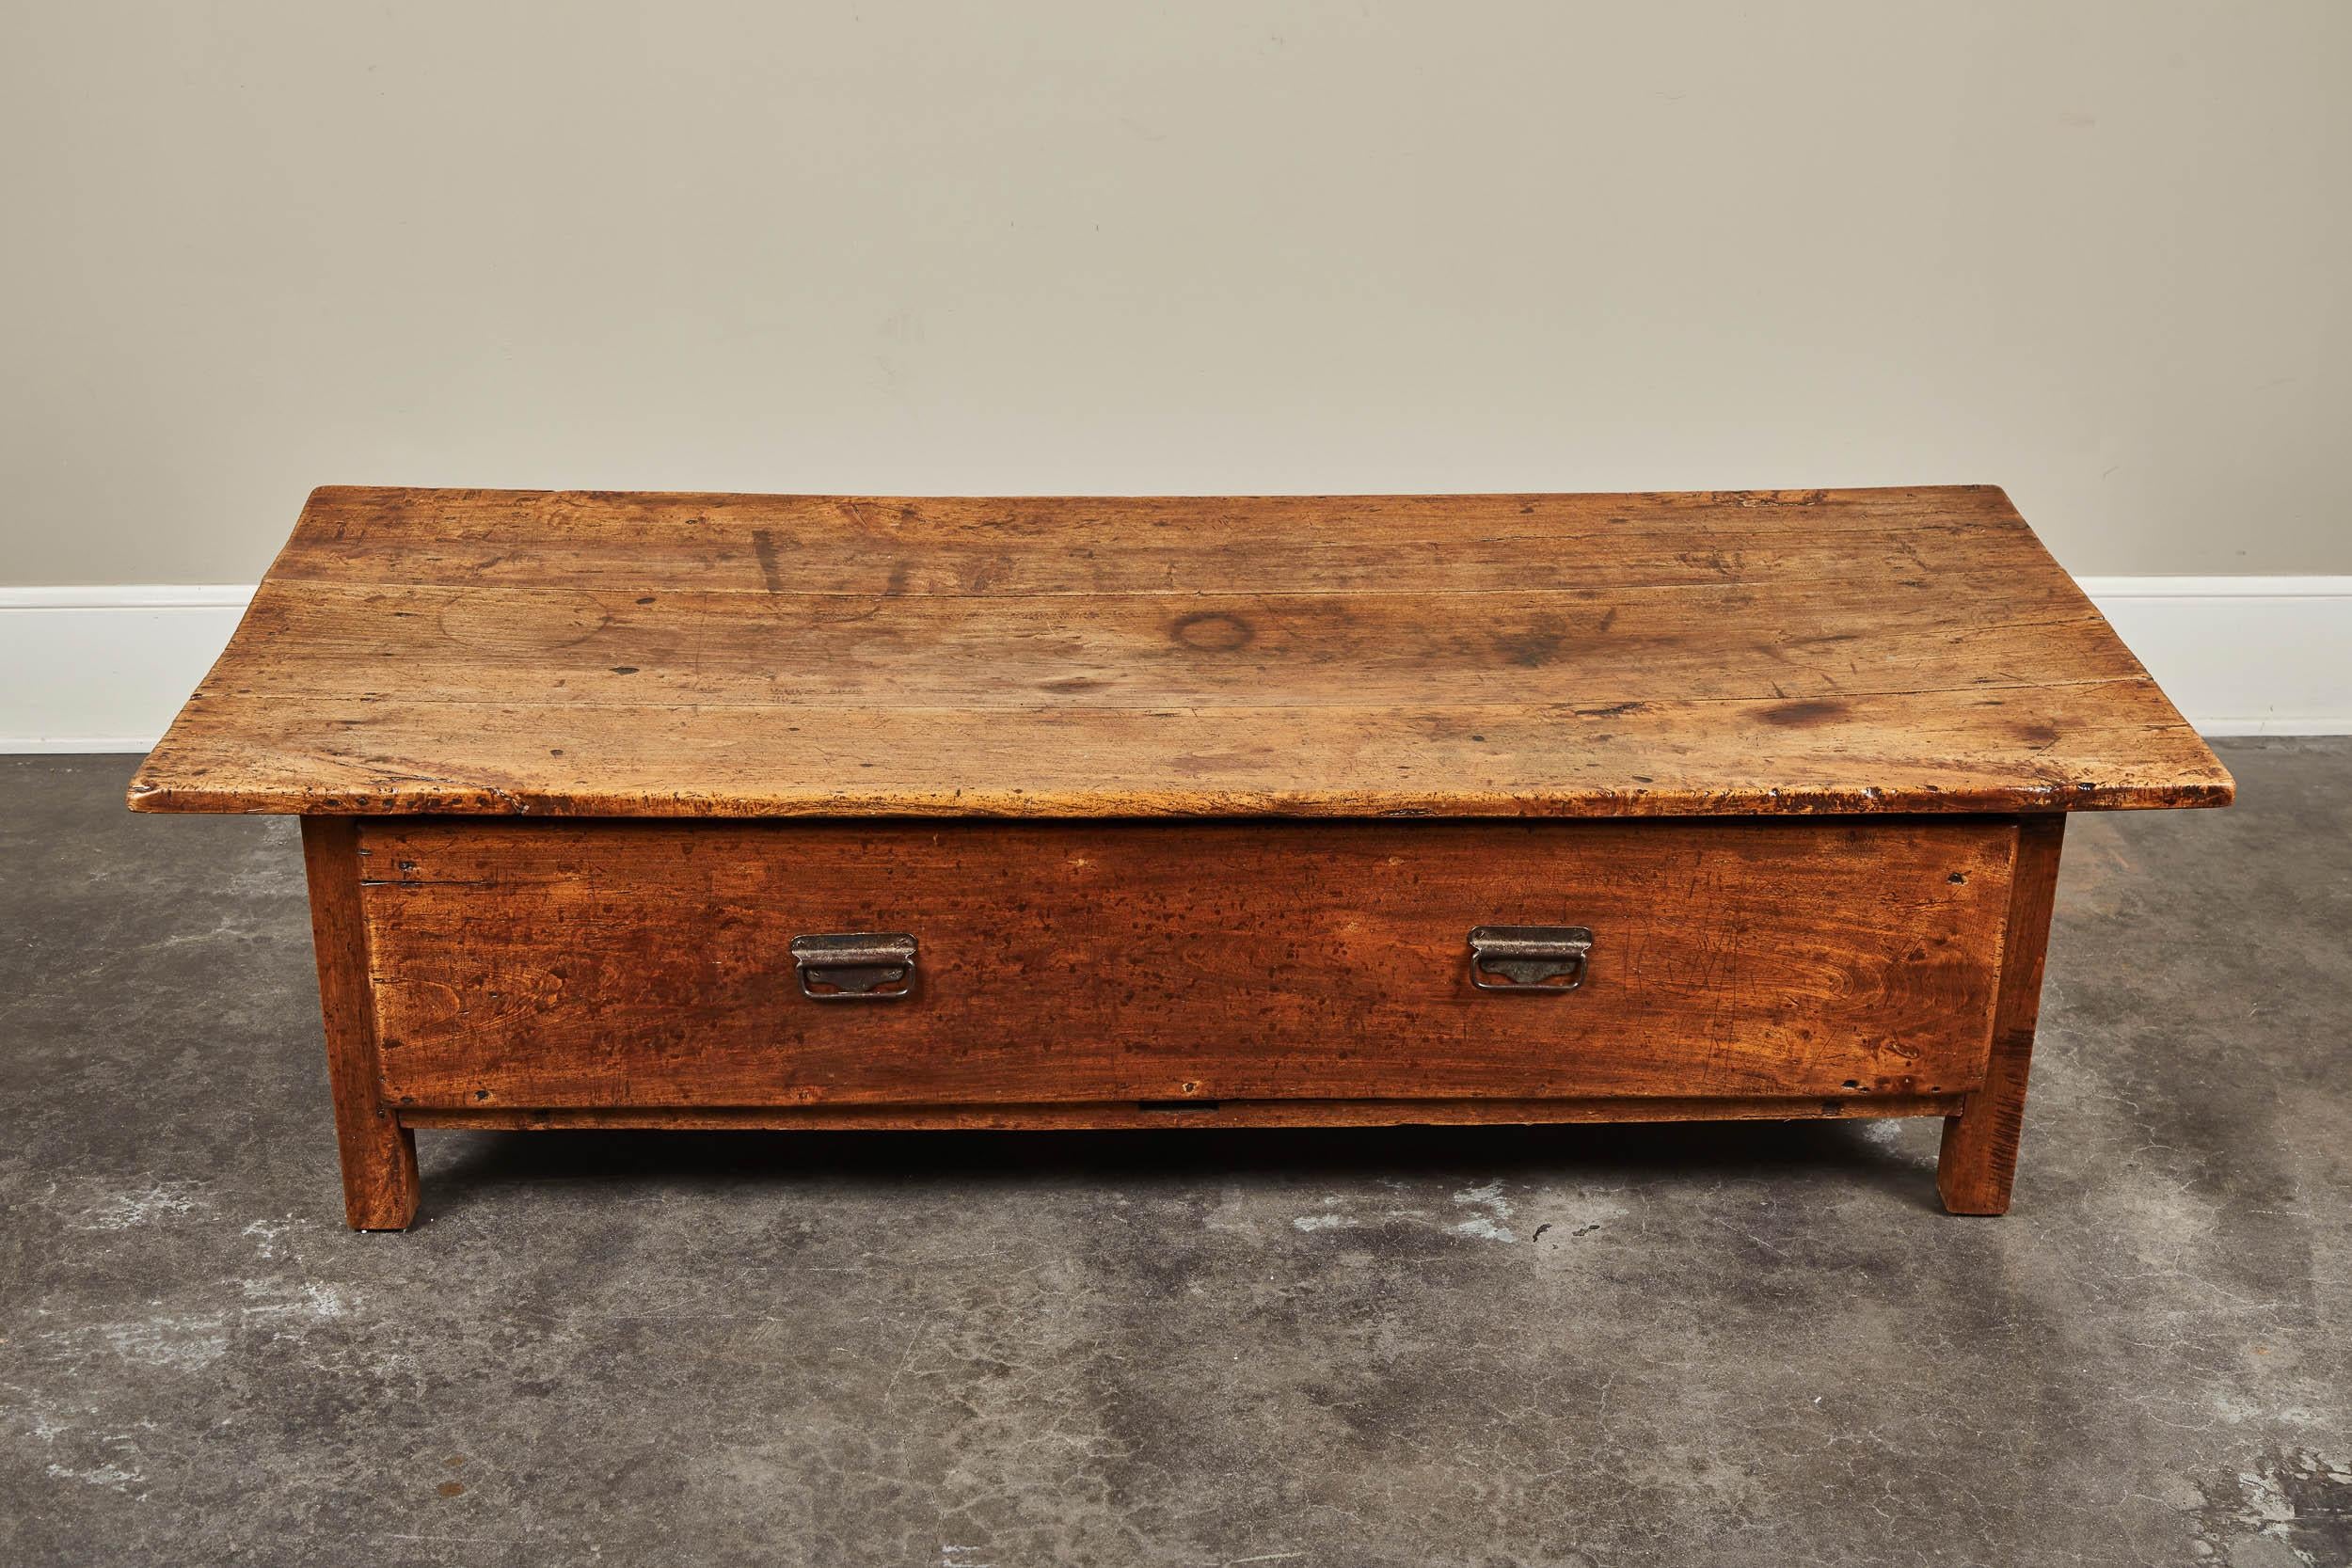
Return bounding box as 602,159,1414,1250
4,1,2346,584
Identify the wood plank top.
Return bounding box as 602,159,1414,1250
127,485,2233,818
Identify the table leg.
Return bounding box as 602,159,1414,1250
1937,814,2065,1214
301,816,419,1229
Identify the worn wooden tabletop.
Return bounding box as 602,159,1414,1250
128,485,2233,817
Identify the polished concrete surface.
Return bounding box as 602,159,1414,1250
2,742,2346,1567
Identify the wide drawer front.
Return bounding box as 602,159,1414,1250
358,817,2017,1109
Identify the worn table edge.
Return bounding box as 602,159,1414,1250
126,773,2237,816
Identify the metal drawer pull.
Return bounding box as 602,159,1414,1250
1468,926,1593,992
789,932,917,1001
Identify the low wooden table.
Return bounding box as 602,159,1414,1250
131,486,2231,1227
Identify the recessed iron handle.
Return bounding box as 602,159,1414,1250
1469,926,1593,992
790,932,916,1001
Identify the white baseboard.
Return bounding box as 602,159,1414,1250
2076,577,2352,737
0,586,256,752
1,578,2345,751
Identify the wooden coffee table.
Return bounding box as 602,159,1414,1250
130,486,2231,1227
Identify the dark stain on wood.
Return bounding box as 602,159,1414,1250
1494,615,1568,668
750,528,786,594
1762,699,1849,726
1170,610,1256,653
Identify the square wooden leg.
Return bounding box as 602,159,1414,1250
1937,815,2065,1215
301,816,419,1230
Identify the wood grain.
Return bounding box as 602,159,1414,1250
299,816,419,1229
128,486,2233,818
357,816,2017,1110
1937,814,2065,1214
172,579,2140,711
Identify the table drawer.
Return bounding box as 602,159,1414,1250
358,817,2017,1110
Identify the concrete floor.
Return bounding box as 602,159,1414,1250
1,742,2346,1567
